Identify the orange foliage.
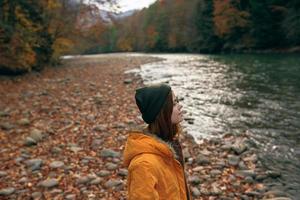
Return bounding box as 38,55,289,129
213,0,250,37
146,25,158,48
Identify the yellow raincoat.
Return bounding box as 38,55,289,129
123,131,191,200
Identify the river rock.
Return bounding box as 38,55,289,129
188,175,201,185
235,170,256,178
29,129,43,142
195,154,210,165
105,162,118,170
65,194,76,200
97,170,111,177
0,122,14,130
231,142,247,155
104,179,123,188
0,187,15,196
123,79,133,84
266,170,281,178
228,155,240,166
25,158,43,171
50,161,64,169
76,176,91,185
100,149,120,158
117,168,128,177
191,187,201,197
38,179,59,188
93,125,107,132
91,139,103,149
18,118,30,126
210,169,222,177
31,192,42,199
0,171,7,177
24,137,37,146
89,177,102,185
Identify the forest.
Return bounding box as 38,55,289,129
1,0,299,74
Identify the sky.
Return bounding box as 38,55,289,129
118,0,157,12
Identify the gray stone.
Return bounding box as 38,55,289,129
0,187,15,195
104,179,123,188
238,161,248,170
210,169,222,177
38,179,59,188
117,169,128,177
76,176,91,185
69,146,82,153
51,147,62,154
89,177,102,185
0,171,7,177
18,118,30,126
183,148,191,159
31,192,42,199
188,175,201,185
25,159,43,171
123,79,133,84
195,154,210,165
244,176,254,183
266,170,281,178
231,143,247,154
65,194,76,200
93,93,103,105
50,161,64,169
29,129,43,142
93,125,107,132
19,177,29,183
105,162,118,170
91,139,103,149
24,137,37,146
228,155,240,166
100,149,120,158
235,170,256,178
0,122,14,130
191,187,201,197
97,170,110,177
0,110,9,117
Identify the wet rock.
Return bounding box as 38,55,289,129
50,161,64,169
0,110,10,117
104,179,123,188
195,154,210,165
105,162,118,170
244,176,254,183
97,170,111,177
25,159,43,171
0,122,14,130
0,187,15,196
100,149,120,158
227,155,240,166
117,169,128,177
38,179,59,188
191,187,201,197
18,118,30,126
238,161,248,170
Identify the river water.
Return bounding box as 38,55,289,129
127,53,300,198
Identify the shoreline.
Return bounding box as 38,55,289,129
0,54,293,199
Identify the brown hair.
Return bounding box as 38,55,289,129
148,91,180,142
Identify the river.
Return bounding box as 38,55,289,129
126,53,300,198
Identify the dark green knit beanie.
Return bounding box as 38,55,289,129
135,84,171,124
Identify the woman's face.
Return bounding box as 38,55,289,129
171,92,183,124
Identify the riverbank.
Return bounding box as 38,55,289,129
0,54,293,199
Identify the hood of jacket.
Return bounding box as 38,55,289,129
123,131,178,168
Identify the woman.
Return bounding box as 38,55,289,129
123,84,191,200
